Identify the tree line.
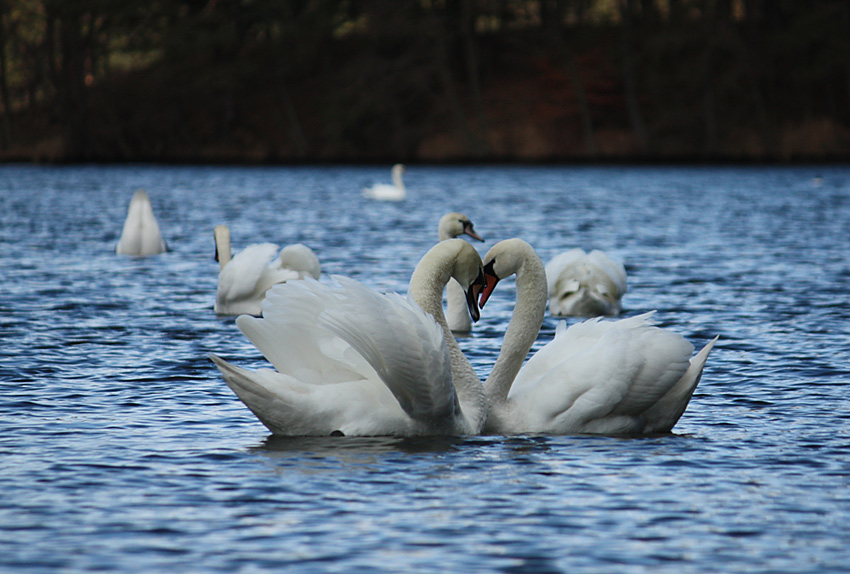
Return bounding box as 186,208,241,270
1,0,848,161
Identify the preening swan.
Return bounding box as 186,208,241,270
214,224,321,316
363,164,406,201
480,238,717,435
210,239,488,436
438,212,484,333
115,189,166,256
545,248,627,317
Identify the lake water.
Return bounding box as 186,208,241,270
1,164,848,573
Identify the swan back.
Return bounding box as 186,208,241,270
545,248,627,316
277,244,321,279
116,189,166,256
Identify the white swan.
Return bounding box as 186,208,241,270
214,224,321,316
438,212,484,333
209,239,487,436
116,189,166,256
479,238,717,435
363,164,406,201
545,248,627,317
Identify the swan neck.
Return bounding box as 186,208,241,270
392,169,405,192
214,226,232,269
408,244,486,432
485,249,547,405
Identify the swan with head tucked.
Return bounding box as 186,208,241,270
479,238,717,435
209,238,488,436
545,248,627,316
116,189,166,256
363,164,406,201
438,212,484,333
214,224,321,316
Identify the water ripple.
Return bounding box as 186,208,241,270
1,165,849,573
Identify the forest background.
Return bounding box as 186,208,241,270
0,0,848,163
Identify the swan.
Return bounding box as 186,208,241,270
438,212,484,333
214,224,321,316
210,238,487,436
545,248,627,317
363,164,406,201
115,189,166,256
479,238,717,435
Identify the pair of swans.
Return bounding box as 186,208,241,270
363,164,406,201
214,224,321,316
212,237,716,437
545,248,627,317
116,189,166,256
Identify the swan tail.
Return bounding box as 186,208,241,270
210,353,344,436
642,335,719,433
210,354,288,432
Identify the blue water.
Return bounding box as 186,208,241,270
1,164,849,573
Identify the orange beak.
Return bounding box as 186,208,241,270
479,263,500,308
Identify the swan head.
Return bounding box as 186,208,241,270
278,244,321,279
412,238,485,322
479,238,539,307
438,212,484,242
450,240,486,323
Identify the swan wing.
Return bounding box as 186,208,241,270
641,336,718,433
318,276,459,422
237,278,373,385
510,313,693,433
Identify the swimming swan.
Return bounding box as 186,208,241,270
116,189,166,256
363,164,406,201
545,248,627,316
210,238,488,436
214,224,321,316
438,212,484,333
479,238,717,435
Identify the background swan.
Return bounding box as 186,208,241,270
480,238,717,435
438,212,484,333
545,248,627,316
363,164,406,201
214,224,321,316
115,189,166,256
210,239,487,437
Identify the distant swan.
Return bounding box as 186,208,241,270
438,212,484,333
545,248,627,317
214,224,321,316
363,164,406,201
210,239,488,436
116,189,166,256
480,238,717,435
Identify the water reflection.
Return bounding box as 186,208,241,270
254,434,467,456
